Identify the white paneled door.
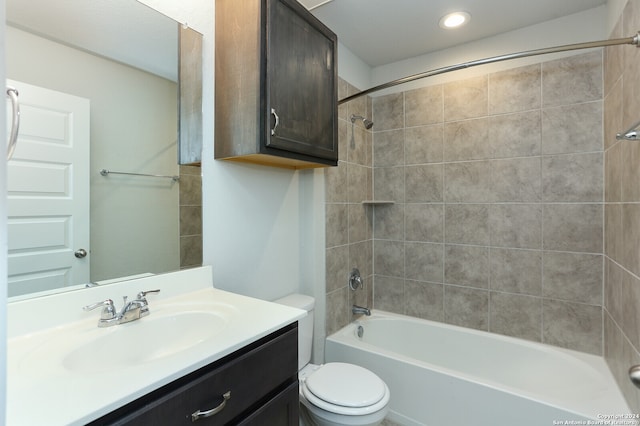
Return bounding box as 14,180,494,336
6,79,90,297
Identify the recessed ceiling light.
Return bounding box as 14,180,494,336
439,11,471,29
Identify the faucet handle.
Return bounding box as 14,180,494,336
137,289,160,299
83,299,116,320
136,289,160,317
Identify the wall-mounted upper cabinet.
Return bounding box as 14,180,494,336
215,0,338,169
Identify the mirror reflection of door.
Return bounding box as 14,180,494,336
6,79,90,297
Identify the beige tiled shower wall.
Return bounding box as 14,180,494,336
371,50,605,355
324,79,374,335
179,165,203,269
604,0,640,412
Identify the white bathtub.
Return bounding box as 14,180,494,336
325,310,633,426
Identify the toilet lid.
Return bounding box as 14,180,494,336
304,362,386,408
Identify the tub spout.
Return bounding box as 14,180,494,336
352,304,371,316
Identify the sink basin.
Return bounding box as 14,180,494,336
62,311,227,374
16,303,234,376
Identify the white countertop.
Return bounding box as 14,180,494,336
7,266,306,426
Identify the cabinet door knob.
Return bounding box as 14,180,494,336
190,391,231,422
271,108,279,136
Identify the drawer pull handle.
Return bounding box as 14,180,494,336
191,391,231,422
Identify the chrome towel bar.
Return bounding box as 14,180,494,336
99,168,180,182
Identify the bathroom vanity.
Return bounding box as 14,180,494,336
92,323,299,425
7,267,305,425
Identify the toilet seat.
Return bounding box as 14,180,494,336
301,363,390,415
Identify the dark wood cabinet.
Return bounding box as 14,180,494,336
215,0,338,169
90,322,299,425
237,382,299,425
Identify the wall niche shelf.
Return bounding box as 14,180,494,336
362,200,395,205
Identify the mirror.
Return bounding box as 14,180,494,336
6,0,203,299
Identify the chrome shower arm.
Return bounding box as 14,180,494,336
350,114,374,129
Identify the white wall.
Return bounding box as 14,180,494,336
206,162,304,299
337,41,372,91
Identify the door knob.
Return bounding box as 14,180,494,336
74,248,88,258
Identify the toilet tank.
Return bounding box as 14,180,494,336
274,293,314,370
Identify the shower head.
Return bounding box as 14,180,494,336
350,114,374,130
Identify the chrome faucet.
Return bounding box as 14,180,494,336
352,304,371,316
83,289,160,327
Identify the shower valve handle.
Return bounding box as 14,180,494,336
349,268,363,290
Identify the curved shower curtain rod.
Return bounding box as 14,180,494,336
338,32,640,105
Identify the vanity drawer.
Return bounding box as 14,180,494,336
96,323,298,425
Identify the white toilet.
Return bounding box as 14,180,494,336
275,294,390,426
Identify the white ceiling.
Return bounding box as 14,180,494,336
299,0,608,67
6,0,178,81
6,0,609,79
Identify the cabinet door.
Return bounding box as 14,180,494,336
266,0,337,163
237,381,299,426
